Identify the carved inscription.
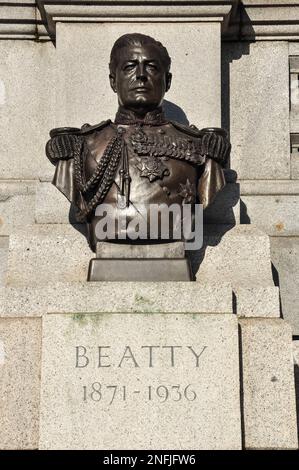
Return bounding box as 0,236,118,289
75,344,207,405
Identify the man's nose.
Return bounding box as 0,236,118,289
136,63,147,80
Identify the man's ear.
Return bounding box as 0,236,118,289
166,73,172,92
109,73,117,93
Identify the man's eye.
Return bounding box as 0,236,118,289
147,63,158,70
123,64,135,71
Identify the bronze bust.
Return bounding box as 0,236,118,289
46,33,230,253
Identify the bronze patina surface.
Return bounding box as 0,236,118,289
46,33,230,254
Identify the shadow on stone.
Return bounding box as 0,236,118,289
294,362,299,443
240,199,251,224
186,223,236,278
163,99,190,125
68,203,90,244
221,41,252,139
271,262,284,319
238,323,246,449
204,181,239,226
187,171,240,278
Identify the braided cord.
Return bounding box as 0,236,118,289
75,134,123,221
74,135,120,194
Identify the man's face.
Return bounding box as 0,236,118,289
110,44,171,114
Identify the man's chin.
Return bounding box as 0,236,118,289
126,99,158,112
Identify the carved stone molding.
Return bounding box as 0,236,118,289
2,1,299,41
241,0,299,40
36,0,239,40
0,2,37,39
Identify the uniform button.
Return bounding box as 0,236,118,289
162,186,171,196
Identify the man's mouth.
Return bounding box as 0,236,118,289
132,86,149,91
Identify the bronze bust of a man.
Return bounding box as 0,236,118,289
46,33,230,253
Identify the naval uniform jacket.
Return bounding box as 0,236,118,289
46,108,230,250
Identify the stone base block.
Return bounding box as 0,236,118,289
0,318,41,449
39,313,241,450
239,318,298,450
191,225,274,287
0,282,232,317
96,241,185,258
5,224,92,287
5,224,275,289
0,236,9,286
270,237,299,334
241,195,299,237
234,286,280,318
291,152,299,179
88,258,192,282
0,181,37,236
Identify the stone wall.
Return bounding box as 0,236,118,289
223,40,299,335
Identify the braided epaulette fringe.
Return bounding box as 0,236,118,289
46,134,80,163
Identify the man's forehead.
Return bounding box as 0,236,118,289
117,44,163,63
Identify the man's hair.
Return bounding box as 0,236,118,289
109,33,171,75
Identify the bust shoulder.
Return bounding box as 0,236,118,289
169,120,204,138
80,120,112,135
46,120,112,164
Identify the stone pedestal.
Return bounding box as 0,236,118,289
39,313,241,450
0,278,298,449
1,218,297,449
89,242,192,281
31,281,296,450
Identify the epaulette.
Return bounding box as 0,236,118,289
80,119,112,135
170,120,204,138
49,127,80,138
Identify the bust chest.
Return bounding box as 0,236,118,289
83,123,203,207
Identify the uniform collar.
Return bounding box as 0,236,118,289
114,107,167,126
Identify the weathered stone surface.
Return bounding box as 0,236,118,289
291,151,299,179
0,41,55,179
234,286,280,318
96,241,185,258
192,225,274,287
239,318,298,450
55,22,221,128
293,339,299,440
39,313,241,450
0,2,37,39
0,282,232,317
270,237,299,335
5,224,92,287
0,318,41,449
223,41,290,179
35,182,75,224
0,237,9,286
289,42,299,56
241,195,299,236
240,180,299,195
5,223,274,289
0,181,37,236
